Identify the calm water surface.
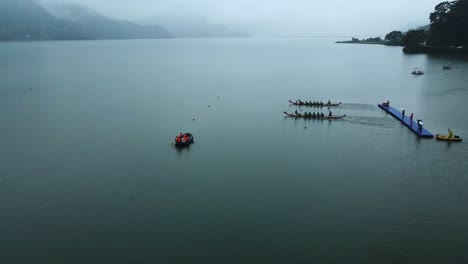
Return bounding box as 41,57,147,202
1,38,468,263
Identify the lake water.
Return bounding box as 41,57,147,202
1,38,468,263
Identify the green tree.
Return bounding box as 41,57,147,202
402,30,427,48
428,1,456,46
365,37,382,42
450,0,468,46
384,30,403,45
429,1,454,23
428,0,468,47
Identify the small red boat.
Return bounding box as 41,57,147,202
174,133,194,146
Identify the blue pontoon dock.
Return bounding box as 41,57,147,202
378,104,434,138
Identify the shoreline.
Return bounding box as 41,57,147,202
403,45,467,55
335,41,386,45
336,41,467,55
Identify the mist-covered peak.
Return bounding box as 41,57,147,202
0,0,172,40
39,1,102,21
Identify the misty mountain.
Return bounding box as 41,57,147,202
42,2,173,39
0,0,86,40
397,22,431,33
145,16,250,38
417,25,430,32
0,0,172,41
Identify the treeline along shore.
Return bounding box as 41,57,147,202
337,0,468,55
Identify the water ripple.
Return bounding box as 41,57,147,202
345,116,397,128
340,103,379,111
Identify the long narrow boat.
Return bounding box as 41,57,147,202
289,100,342,107
284,111,346,120
436,134,462,142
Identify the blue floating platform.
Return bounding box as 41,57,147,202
378,104,434,138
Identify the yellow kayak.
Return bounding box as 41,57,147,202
436,134,462,142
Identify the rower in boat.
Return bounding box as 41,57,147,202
295,110,298,115
312,112,316,118
175,132,183,142
329,111,332,117
174,132,194,146
448,128,454,138
327,100,331,105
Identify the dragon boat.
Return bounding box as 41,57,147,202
289,100,342,107
284,111,346,120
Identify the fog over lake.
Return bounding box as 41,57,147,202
41,0,443,36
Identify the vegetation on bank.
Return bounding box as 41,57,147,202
337,0,468,54
403,0,467,54
335,37,384,45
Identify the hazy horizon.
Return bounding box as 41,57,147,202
38,0,443,37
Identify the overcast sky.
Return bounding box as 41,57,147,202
52,0,443,36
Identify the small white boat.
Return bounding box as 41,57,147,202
411,68,424,75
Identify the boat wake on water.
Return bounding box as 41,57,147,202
345,116,398,128
331,103,396,127
339,103,379,111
